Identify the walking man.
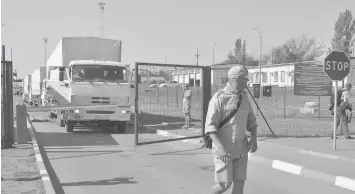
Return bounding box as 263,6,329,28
182,84,192,129
205,66,258,194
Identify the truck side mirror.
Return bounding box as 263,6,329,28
59,71,64,82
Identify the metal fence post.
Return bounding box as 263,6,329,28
8,61,14,144
202,66,211,135
134,62,139,146
283,85,287,118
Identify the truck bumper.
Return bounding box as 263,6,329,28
66,109,131,123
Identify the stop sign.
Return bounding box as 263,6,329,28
323,51,350,81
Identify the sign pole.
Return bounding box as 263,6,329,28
333,81,338,150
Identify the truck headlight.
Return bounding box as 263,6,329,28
121,110,127,114
74,109,80,113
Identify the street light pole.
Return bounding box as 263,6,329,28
213,44,216,65
43,38,48,66
253,27,262,116
195,48,200,66
98,0,106,38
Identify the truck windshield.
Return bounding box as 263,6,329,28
72,65,126,83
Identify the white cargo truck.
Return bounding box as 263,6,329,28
31,67,46,106
22,75,32,104
42,37,131,133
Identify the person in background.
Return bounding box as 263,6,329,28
182,84,192,129
331,83,353,139
205,66,258,194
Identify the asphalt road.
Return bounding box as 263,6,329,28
30,112,354,194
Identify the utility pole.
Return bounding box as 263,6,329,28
213,44,216,65
195,48,200,66
242,40,246,67
43,38,48,80
98,0,106,38
43,38,48,66
253,27,263,116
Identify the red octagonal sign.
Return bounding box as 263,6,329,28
323,51,350,81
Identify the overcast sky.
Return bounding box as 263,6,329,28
1,0,355,77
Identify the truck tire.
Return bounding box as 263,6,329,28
66,121,74,132
114,121,127,134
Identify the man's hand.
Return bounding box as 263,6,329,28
217,147,231,163
249,136,258,153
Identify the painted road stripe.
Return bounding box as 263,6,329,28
335,176,355,191
41,176,50,181
272,160,303,175
154,127,355,191
40,169,48,175
35,154,43,162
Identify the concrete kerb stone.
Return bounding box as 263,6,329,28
26,115,56,194
256,140,355,164
155,128,355,192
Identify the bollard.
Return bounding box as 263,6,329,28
15,104,31,144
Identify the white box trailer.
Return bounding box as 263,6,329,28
23,75,31,95
46,37,122,71
22,75,32,103
31,67,46,96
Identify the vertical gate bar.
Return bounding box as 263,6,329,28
202,66,211,135
134,63,139,146
5,61,11,147
1,60,5,139
9,61,14,144
2,45,8,147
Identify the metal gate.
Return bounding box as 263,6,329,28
2,45,15,148
134,62,211,145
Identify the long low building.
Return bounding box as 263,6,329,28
137,59,355,88
211,60,355,88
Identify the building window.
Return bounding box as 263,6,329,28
274,71,278,82
221,78,228,85
281,71,285,82
248,73,253,83
255,73,260,83
262,72,267,84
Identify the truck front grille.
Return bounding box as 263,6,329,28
86,110,115,114
91,97,110,104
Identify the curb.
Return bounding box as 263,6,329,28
26,116,56,194
156,129,355,192
256,140,355,164
158,124,355,163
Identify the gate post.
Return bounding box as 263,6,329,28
16,104,31,144
202,66,211,135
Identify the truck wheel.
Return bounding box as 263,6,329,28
66,121,74,132
114,121,127,134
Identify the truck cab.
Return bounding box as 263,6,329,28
43,60,132,133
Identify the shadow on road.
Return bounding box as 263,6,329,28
47,150,125,161
138,112,201,125
149,147,210,156
61,177,137,187
35,132,119,147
